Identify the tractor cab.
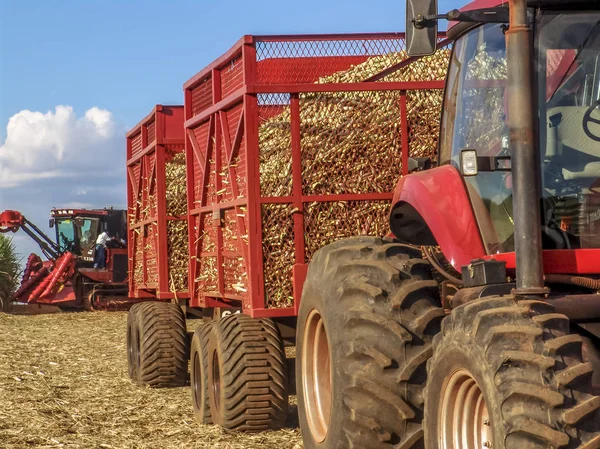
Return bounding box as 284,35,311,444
437,6,600,254
397,0,600,277
50,208,127,269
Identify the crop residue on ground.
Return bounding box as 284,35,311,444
0,312,301,449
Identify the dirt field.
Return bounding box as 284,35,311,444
0,312,302,449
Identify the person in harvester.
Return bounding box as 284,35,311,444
94,230,116,268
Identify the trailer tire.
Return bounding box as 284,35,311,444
206,314,288,431
424,296,600,449
190,321,213,424
296,236,443,449
135,301,188,388
126,302,145,381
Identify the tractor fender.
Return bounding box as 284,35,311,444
390,164,486,270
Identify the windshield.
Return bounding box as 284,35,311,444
56,219,77,253
440,11,600,254
55,217,100,258
538,12,600,250
77,218,100,260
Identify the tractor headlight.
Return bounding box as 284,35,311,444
460,149,478,176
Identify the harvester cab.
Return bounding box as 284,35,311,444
49,207,127,269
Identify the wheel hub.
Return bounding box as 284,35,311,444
439,369,492,449
302,309,332,442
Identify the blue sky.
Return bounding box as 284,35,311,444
0,0,458,261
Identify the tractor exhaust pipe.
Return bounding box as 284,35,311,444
507,0,547,296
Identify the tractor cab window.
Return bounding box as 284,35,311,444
56,219,77,253
538,11,600,249
440,23,512,253
441,12,600,254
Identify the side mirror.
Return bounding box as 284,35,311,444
406,0,438,57
49,218,55,228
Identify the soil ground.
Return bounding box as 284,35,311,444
0,312,302,449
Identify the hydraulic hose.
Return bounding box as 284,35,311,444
545,274,600,291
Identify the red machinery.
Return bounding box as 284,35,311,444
1,208,131,310
126,105,186,300
293,2,600,449
125,33,449,429
124,7,600,447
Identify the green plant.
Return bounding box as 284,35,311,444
0,234,21,312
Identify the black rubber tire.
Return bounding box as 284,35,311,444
424,296,600,449
206,314,288,431
190,321,213,424
134,301,188,388
126,302,145,381
296,236,444,449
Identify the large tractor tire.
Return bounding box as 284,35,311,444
190,321,214,424
424,296,600,449
206,314,288,431
131,301,189,387
296,236,444,449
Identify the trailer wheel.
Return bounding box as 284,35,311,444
297,236,444,449
126,302,145,381
424,296,600,449
206,314,288,431
190,321,213,424
135,301,188,387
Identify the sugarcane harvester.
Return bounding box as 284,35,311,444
0,208,131,310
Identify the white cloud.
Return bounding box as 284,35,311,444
0,105,127,263
0,106,121,188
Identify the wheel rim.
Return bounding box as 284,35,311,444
302,308,332,442
212,351,221,413
192,351,202,410
439,369,492,449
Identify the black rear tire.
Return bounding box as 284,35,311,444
424,296,600,449
206,314,288,431
296,236,444,449
134,301,188,387
190,321,213,424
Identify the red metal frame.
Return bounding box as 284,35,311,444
126,105,186,299
184,33,449,318
487,250,600,275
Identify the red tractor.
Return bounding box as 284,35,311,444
0,207,131,310
295,1,600,448
121,3,599,447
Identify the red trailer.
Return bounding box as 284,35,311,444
126,33,450,433
126,105,187,300
183,33,448,318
